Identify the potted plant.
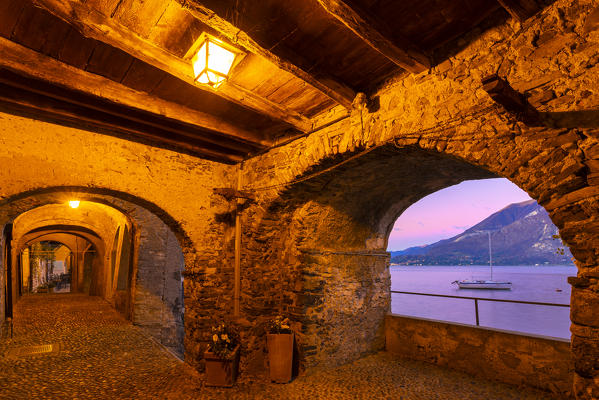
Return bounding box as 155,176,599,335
47,282,56,293
267,316,294,383
204,323,240,387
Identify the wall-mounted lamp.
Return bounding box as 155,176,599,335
68,200,80,209
187,33,244,89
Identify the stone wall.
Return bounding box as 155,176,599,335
297,251,390,368
386,314,573,397
232,0,599,395
1,231,6,324
0,112,235,369
0,0,598,396
129,202,185,357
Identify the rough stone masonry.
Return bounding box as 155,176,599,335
0,0,598,398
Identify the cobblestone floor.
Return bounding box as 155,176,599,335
0,294,560,399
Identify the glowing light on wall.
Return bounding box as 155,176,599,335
68,200,80,209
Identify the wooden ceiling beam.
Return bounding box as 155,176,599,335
179,1,357,109
0,69,260,155
0,36,273,150
496,0,541,21
0,84,244,163
316,0,430,73
31,0,311,133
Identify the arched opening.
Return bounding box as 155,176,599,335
387,177,575,339
18,228,106,296
19,239,98,295
1,189,187,357
250,143,577,395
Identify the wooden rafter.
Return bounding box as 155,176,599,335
0,70,258,155
1,100,245,164
179,0,357,109
0,36,269,147
31,0,312,133
316,0,430,73
0,84,244,163
496,0,541,22
0,37,268,162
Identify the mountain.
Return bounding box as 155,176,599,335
390,200,574,266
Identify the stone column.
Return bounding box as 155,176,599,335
294,249,390,369
569,278,599,399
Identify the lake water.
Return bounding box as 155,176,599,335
390,265,576,339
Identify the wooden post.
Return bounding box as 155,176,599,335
482,74,541,125
233,164,242,317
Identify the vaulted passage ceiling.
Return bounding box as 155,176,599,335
0,0,542,163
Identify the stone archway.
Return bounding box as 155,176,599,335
0,188,190,357
0,110,234,364
241,125,598,389
9,201,132,306
18,232,103,295
238,51,599,395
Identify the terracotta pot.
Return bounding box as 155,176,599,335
267,333,294,383
204,346,240,387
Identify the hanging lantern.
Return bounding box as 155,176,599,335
190,33,243,89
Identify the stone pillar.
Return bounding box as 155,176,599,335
295,250,390,369
70,252,78,293
569,279,599,399
131,205,186,357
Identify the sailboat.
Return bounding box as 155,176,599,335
452,232,512,290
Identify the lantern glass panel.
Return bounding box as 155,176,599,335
208,41,236,76
192,42,208,80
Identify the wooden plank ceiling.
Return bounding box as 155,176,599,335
0,0,541,163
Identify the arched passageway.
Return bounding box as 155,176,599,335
1,190,187,356
19,232,104,295
19,238,99,295
241,146,498,368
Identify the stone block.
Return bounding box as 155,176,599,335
571,288,599,327
573,373,599,400
544,186,599,211
572,335,599,378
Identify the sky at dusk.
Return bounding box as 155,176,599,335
387,178,532,251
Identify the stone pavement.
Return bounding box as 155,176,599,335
0,294,560,399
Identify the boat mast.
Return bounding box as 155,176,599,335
488,231,493,280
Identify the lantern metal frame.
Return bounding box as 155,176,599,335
185,33,245,89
